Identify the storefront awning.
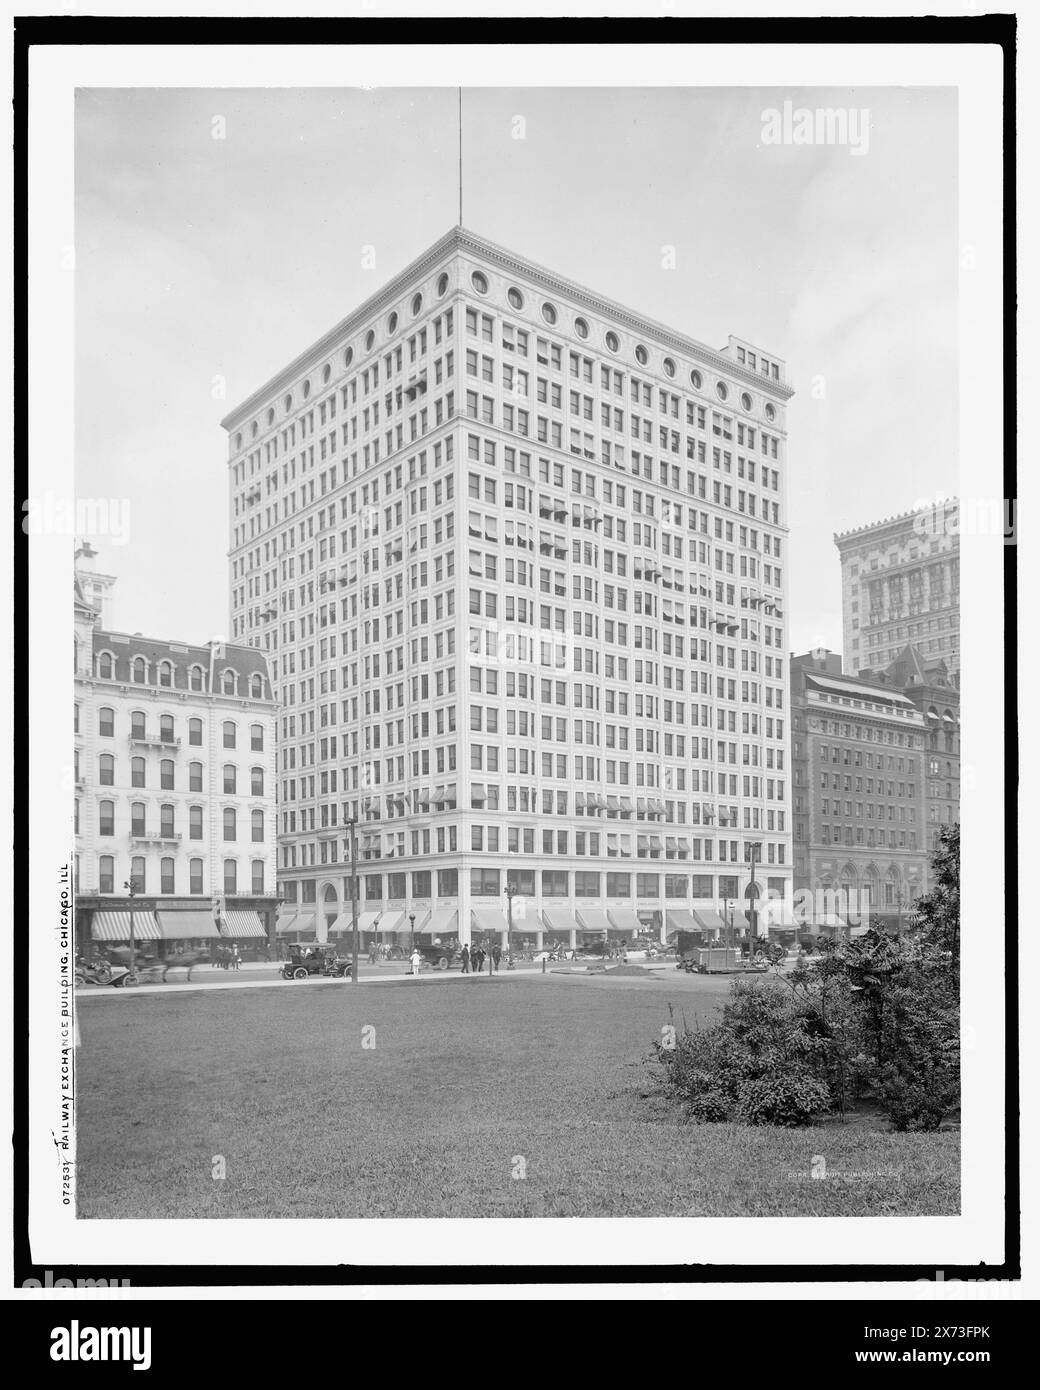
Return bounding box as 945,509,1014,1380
606,795,620,812
471,906,508,935
666,909,700,934
608,907,641,933
376,910,406,933
421,908,458,936
91,910,161,942
540,908,580,935
157,910,220,941
275,909,298,934
221,910,266,939
291,911,317,935
693,908,729,933
619,796,634,813
576,907,613,934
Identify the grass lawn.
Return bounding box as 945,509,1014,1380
75,973,959,1218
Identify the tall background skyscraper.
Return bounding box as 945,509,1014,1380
222,226,793,950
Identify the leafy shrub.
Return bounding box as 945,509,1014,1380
736,1072,832,1127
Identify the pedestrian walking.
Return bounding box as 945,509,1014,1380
460,944,470,974
231,944,240,971
492,944,501,973
409,948,422,977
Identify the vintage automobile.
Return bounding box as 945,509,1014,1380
416,942,460,971
281,943,353,980
74,955,136,987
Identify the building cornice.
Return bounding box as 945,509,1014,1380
834,500,960,548
220,225,795,432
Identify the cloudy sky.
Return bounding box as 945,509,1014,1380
75,85,958,652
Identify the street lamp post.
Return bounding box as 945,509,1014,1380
409,912,416,959
504,880,516,963
345,819,360,984
122,878,138,985
746,841,762,961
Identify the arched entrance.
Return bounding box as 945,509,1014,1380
319,883,339,943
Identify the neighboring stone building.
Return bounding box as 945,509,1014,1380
867,644,960,856
73,549,279,955
834,503,960,677
221,225,794,950
791,648,931,934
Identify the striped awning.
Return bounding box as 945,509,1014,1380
540,908,580,934
666,909,700,934
91,910,161,942
220,910,266,939
576,907,613,934
421,908,458,936
157,910,220,940
608,907,641,933
693,908,729,933
471,906,509,935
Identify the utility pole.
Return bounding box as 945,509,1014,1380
345,819,360,984
504,880,516,962
123,878,138,985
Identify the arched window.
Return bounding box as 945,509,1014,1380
189,761,203,792
160,714,175,743
251,809,264,842
98,753,114,786
98,707,114,737
160,759,175,790
98,855,114,893
131,711,146,739
223,859,237,894
222,669,237,695
250,767,264,796
189,717,203,746
159,661,173,687
132,656,148,683
160,804,175,837
160,857,175,894
131,802,146,836
98,652,113,679
250,674,264,698
130,856,146,893
223,764,237,794
251,860,265,894
250,723,264,751
131,756,146,788
223,807,237,841
99,801,115,836
223,721,236,749
190,665,205,691
189,859,204,895
189,805,203,840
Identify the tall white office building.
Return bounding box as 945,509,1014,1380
222,227,793,949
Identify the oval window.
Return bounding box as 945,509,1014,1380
635,344,648,366
664,357,676,378
284,394,293,411
507,287,524,310
690,369,702,390
605,331,619,353
765,403,776,421
575,317,589,340
436,272,449,297
411,293,423,316
322,364,331,384
741,391,752,412
365,330,375,351
471,271,489,294
542,301,558,325
267,408,275,425
716,381,728,401
302,380,311,398
344,346,354,368
387,311,398,334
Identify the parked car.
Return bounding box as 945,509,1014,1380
281,944,352,980
417,943,460,971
